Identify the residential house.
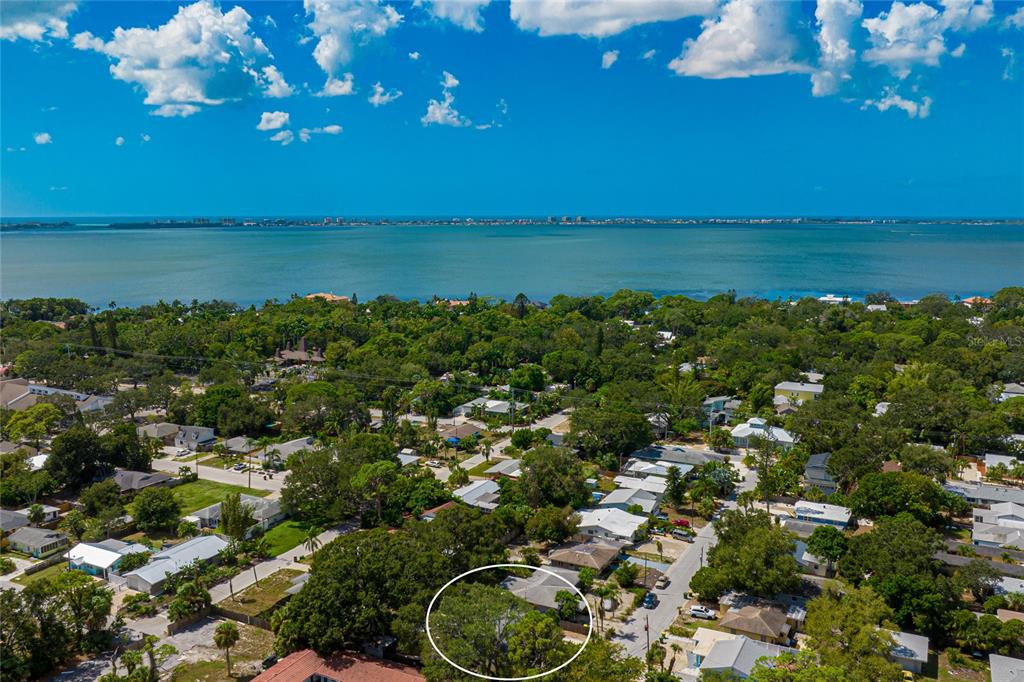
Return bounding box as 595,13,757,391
817,294,850,304
972,502,1024,548
7,527,69,558
252,649,424,682
598,487,658,515
0,509,30,534
986,454,1022,475
184,494,285,535
773,395,799,416
452,397,527,419
773,381,824,405
547,540,623,574
703,396,741,425
452,479,500,511
223,436,255,454
990,654,1024,682
888,631,929,674
613,475,667,495
438,423,481,445
396,449,420,467
26,453,48,471
418,501,457,522
484,459,522,478
0,441,38,457
0,378,112,413
803,453,837,494
259,437,314,465
945,482,1024,507
67,539,151,579
123,534,230,594
575,508,646,543
995,576,1024,596
174,425,216,452
874,401,891,417
793,541,831,577
621,457,694,479
16,503,60,524
136,422,181,445
500,566,582,614
731,418,797,450
112,469,173,494
999,383,1024,403
718,605,792,645
631,444,725,467
794,501,852,529
679,628,798,681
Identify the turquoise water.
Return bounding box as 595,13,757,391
0,223,1021,306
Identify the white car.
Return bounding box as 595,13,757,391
426,460,443,468
689,605,717,620
177,448,191,456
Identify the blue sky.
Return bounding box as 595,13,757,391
1,0,1022,218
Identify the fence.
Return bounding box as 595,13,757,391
212,604,272,631
20,553,67,575
166,607,211,635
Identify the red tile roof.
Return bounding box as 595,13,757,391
253,650,424,682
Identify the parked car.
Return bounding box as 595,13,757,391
232,463,246,471
642,593,658,609
689,605,717,620
176,448,190,456
671,529,693,541
655,575,670,589
672,518,690,527
655,512,669,521
426,460,442,468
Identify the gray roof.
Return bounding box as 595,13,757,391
123,534,229,585
8,526,67,548
223,436,254,453
804,453,834,483
702,636,796,678
0,441,38,456
137,422,181,439
0,509,30,531
501,566,580,611
176,425,215,443
190,494,281,524
990,654,1024,682
484,459,522,477
945,482,1024,506
630,444,722,466
113,469,172,492
889,631,929,664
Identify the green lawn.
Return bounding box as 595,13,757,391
13,562,73,585
467,460,496,476
262,520,309,557
223,568,303,617
128,479,270,516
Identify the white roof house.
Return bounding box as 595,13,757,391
613,475,667,495
990,654,1024,682
576,508,646,542
484,459,522,478
123,534,229,595
945,482,1024,506
730,418,797,450
999,383,1024,403
599,488,658,515
888,630,929,674
397,452,420,467
453,479,500,511
621,458,693,479
27,453,48,471
995,577,1024,596
987,454,1021,471
973,502,1024,548
774,381,825,398
67,540,151,578
793,501,852,528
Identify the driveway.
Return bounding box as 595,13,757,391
610,463,758,658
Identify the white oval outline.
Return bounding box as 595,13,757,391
424,563,594,681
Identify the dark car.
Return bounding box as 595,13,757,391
642,592,658,609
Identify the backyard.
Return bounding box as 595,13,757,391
221,568,304,618
127,479,270,516
261,521,308,557
13,562,73,585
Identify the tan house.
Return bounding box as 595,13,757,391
718,605,792,645
548,540,622,574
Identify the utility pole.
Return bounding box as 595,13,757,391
645,614,650,660
195,449,200,480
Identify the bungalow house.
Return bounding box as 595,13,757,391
67,539,151,579
223,436,255,455
484,458,522,479
174,425,216,452
258,437,314,466
452,479,500,511
613,475,667,495
945,482,1024,507
184,494,285,535
621,457,694,479
438,423,481,445
396,449,420,467
7,527,69,558
999,383,1024,403
500,566,583,614
576,508,646,543
773,381,824,405
16,504,61,524
803,453,837,494
136,422,181,445
598,487,659,515
452,397,527,419
631,444,725,467
793,501,852,529
888,630,929,674
548,540,623,574
985,454,1021,475
718,605,792,645
123,534,230,594
0,509,30,534
680,628,797,681
113,469,173,494
990,654,1024,682
972,502,1024,548
252,649,424,682
730,418,797,450
793,541,831,577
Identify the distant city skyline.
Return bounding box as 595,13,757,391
2,0,1023,218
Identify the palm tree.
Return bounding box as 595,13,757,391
304,526,323,555
656,539,664,563
214,621,240,676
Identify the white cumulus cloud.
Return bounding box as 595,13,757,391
421,71,470,127
257,111,290,131
115,136,125,146
668,0,810,79
409,51,421,60
642,48,657,60
811,0,863,97
510,0,717,37
862,87,932,117
422,0,491,32
270,130,294,146
601,49,620,69
320,72,355,97
304,0,402,90
298,124,343,142
0,1,77,42
34,132,53,145
1003,47,1017,80
368,81,402,106
1005,6,1024,30
72,0,289,117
